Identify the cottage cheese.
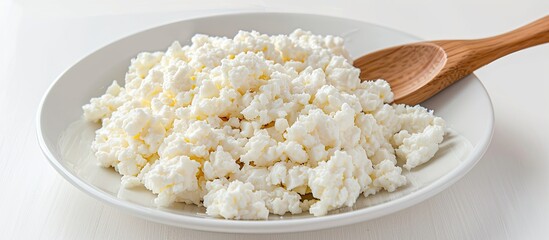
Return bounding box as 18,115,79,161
82,29,446,220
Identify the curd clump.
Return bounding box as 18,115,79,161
83,29,445,219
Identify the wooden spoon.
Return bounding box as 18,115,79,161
353,15,549,105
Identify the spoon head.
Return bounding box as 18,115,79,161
353,43,447,105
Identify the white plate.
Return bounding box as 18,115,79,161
37,12,494,233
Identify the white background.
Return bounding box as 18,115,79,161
1,0,549,239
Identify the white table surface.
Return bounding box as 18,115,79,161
2,0,549,239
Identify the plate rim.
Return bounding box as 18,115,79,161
36,11,495,233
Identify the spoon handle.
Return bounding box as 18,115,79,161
431,15,549,84
475,15,549,59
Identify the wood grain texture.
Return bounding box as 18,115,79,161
354,15,549,105
354,43,447,104
2,1,549,240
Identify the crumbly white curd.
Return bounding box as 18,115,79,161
82,29,445,219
